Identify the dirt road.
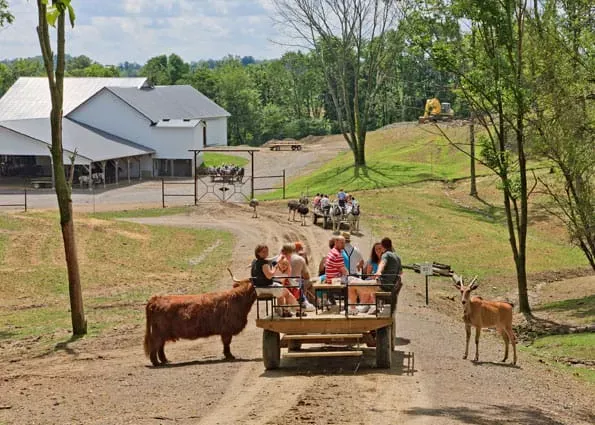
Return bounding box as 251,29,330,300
1,203,593,425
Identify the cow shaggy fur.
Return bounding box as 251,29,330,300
144,270,256,366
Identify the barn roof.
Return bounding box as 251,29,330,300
0,118,154,162
104,85,231,122
0,77,148,121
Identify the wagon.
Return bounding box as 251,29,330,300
312,206,331,229
255,284,400,370
268,141,303,151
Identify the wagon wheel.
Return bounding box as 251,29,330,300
263,329,280,370
297,145,302,151
376,326,392,369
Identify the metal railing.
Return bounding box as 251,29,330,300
0,188,27,212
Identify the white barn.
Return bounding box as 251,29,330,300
0,77,230,183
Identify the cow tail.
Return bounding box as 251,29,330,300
144,303,152,358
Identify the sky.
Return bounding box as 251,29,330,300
0,0,292,65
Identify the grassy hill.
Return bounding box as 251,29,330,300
266,124,483,199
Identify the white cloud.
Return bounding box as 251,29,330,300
1,0,290,64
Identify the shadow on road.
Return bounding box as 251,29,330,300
259,348,417,377
403,404,573,425
146,356,262,369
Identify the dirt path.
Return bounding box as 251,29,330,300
1,203,593,425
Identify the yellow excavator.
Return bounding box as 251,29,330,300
418,98,455,123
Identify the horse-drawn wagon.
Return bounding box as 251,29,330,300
312,206,332,229
255,280,401,370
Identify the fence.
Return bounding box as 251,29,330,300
252,169,286,200
161,170,287,208
161,179,195,208
0,188,27,211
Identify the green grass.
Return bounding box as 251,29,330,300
522,333,595,384
0,211,234,350
88,206,194,219
202,152,248,167
354,185,588,289
534,295,595,325
263,126,484,199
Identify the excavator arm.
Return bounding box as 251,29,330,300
423,98,442,118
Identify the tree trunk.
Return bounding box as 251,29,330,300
469,117,477,196
38,0,86,335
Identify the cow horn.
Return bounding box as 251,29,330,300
227,268,241,283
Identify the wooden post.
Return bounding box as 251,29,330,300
170,159,174,177
161,178,165,208
283,169,286,199
127,158,131,183
100,160,106,188
114,159,119,185
193,151,198,206
138,158,142,180
87,163,92,191
250,151,254,200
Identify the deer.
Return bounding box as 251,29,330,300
452,274,517,366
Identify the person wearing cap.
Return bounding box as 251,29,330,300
341,232,363,276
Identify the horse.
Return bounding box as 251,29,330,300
346,203,360,233
329,202,346,233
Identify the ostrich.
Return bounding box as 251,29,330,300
249,199,259,218
297,203,309,226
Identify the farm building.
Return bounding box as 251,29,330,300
0,77,230,184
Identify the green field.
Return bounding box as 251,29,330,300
265,125,484,199
202,152,248,167
0,211,233,353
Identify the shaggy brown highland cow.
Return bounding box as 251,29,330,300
144,270,256,366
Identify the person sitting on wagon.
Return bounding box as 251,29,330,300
251,244,301,317
320,194,330,213
374,237,403,313
337,188,347,210
313,193,322,208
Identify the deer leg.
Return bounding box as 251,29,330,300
464,323,471,359
473,327,481,362
221,334,235,360
501,329,509,362
505,326,517,365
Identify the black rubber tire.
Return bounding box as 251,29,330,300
376,326,392,369
263,330,280,370
287,340,302,351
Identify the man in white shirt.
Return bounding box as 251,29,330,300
342,232,363,276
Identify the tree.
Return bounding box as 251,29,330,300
139,54,169,85
35,0,86,335
412,0,535,314
529,0,595,269
0,62,15,97
273,0,402,171
0,0,13,26
167,53,189,84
